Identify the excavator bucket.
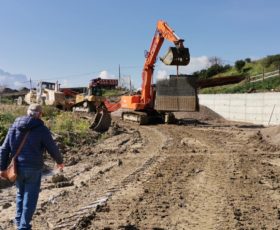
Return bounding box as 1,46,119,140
160,47,190,66
90,108,112,132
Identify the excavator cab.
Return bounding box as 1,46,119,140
160,47,190,66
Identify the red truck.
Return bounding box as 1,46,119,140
90,78,118,89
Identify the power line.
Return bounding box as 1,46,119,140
18,65,149,85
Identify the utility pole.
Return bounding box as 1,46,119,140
29,78,32,91
129,75,132,94
118,64,121,87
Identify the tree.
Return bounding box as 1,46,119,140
209,56,223,66
235,60,246,72
245,58,251,63
193,63,232,80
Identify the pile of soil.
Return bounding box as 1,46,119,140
174,105,225,121
261,125,280,146
112,106,225,123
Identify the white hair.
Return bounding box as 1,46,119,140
27,104,42,118
27,109,41,118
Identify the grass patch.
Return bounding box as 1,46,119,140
200,75,280,94
0,105,92,146
102,89,125,97
49,112,90,133
0,112,17,144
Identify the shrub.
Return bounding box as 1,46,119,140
50,112,90,134
0,125,8,144
193,64,231,79
245,58,251,63
235,60,246,72
42,106,60,120
0,113,16,144
0,112,16,124
263,54,280,68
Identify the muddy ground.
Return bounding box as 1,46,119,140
2,107,280,230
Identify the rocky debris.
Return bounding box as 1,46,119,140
52,173,69,184
67,156,80,166
248,130,280,152
70,211,96,230
0,179,11,189
107,121,125,136
118,224,139,230
261,125,280,147
50,174,73,188
2,202,12,209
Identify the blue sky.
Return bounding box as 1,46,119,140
0,0,279,89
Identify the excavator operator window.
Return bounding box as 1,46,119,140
91,87,102,96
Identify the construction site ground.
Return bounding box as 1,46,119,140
1,106,280,229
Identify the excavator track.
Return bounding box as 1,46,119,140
121,111,149,125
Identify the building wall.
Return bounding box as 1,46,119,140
199,93,280,125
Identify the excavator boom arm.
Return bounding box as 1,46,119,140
141,20,186,105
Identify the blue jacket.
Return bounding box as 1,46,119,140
0,115,63,171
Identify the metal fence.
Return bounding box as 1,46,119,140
249,69,280,83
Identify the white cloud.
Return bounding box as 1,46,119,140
61,79,70,87
188,56,211,73
98,70,115,79
157,70,169,80
0,69,29,89
119,75,131,89
155,56,210,80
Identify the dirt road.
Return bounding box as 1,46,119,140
1,117,280,230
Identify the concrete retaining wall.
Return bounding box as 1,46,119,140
199,93,280,125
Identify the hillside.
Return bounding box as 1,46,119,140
196,54,280,94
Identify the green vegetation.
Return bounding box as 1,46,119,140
0,105,27,144
201,76,280,94
263,54,280,68
47,112,91,146
196,54,280,94
235,60,246,72
0,97,14,104
49,112,89,133
42,107,91,146
0,105,91,146
0,112,16,144
102,88,124,97
193,64,231,79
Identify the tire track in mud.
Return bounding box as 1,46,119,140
29,125,169,230
90,125,231,229
164,125,280,230
3,122,280,229
91,124,280,230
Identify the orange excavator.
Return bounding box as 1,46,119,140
91,20,244,129
120,20,195,124
92,20,196,129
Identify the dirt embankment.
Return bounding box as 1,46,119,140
1,107,280,229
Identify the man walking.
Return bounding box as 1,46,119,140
0,104,64,230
